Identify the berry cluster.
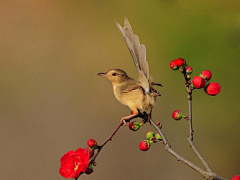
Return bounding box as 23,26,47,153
139,131,162,151
193,70,221,96
59,139,98,178
170,58,221,96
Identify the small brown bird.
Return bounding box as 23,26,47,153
98,18,161,124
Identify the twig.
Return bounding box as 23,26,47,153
182,67,212,173
75,122,123,180
182,67,194,140
187,138,212,172
149,118,227,180
75,114,143,180
90,121,123,164
187,91,194,140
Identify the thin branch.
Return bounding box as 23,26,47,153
187,138,212,172
181,67,212,173
150,115,171,149
90,121,123,164
75,122,124,180
149,118,227,180
187,91,194,140
91,114,144,166
75,114,143,180
182,67,194,140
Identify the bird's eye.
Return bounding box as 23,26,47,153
112,73,117,76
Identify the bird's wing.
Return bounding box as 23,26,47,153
115,17,149,80
121,84,141,93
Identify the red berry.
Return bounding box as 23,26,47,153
186,66,193,74
174,58,186,67
192,76,206,89
139,140,151,151
200,70,212,81
170,58,186,70
172,110,183,120
170,61,179,70
204,82,221,96
232,175,240,180
87,139,97,149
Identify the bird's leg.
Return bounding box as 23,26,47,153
148,107,153,123
120,109,139,126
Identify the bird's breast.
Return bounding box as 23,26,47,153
113,85,142,109
113,85,122,102
112,84,157,111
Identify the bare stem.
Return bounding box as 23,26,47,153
149,118,227,180
181,67,212,173
187,138,212,172
182,67,194,140
90,121,123,164
75,114,142,180
187,92,194,140
75,122,124,180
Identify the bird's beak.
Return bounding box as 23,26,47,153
97,72,106,76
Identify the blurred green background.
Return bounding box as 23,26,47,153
0,1,239,180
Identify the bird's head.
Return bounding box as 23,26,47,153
98,69,129,84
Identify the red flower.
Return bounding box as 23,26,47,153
186,66,193,74
200,70,212,81
172,110,183,120
87,139,97,149
59,148,89,179
192,76,206,89
174,58,186,67
139,140,151,151
233,175,240,180
170,58,186,70
170,61,178,70
205,82,221,96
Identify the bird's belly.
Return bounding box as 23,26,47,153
122,94,144,110
113,86,156,111
119,89,153,111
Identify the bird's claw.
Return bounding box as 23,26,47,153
120,118,127,126
147,113,152,124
